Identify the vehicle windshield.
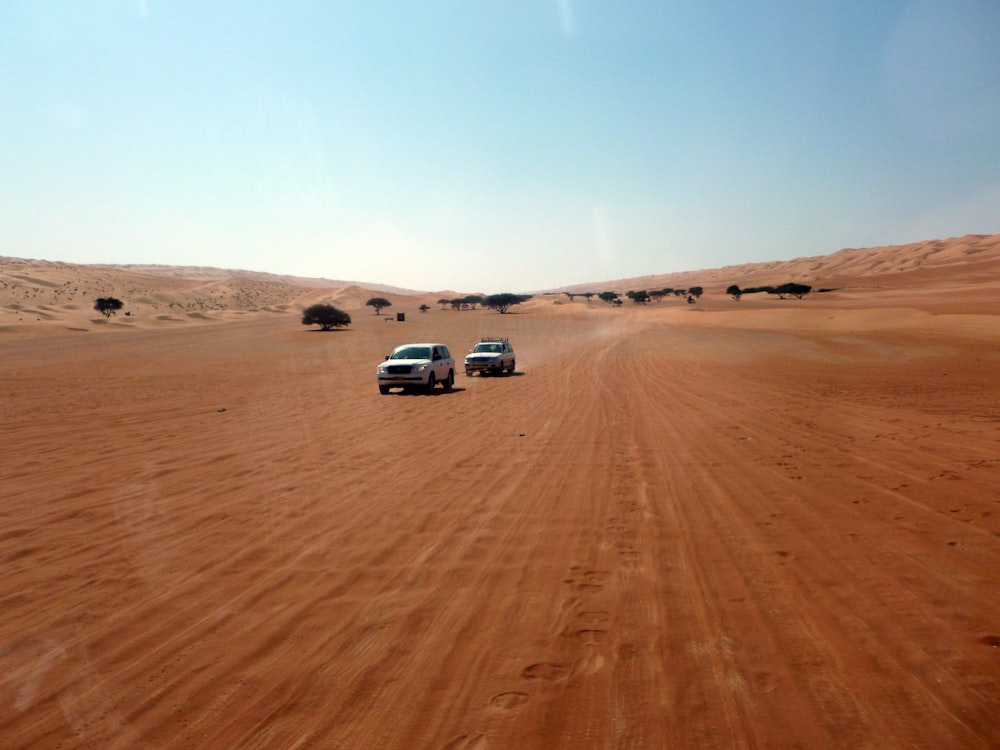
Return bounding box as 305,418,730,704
473,343,501,353
391,347,431,360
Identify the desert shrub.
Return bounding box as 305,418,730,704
94,297,124,317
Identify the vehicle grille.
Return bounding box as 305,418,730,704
386,365,413,374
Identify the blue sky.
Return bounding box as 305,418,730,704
3,1,998,292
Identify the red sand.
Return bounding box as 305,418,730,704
2,235,999,748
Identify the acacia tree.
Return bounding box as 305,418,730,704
484,293,528,314
774,283,811,300
727,284,743,300
94,297,124,317
598,291,620,304
688,286,704,298
366,297,391,314
301,303,351,330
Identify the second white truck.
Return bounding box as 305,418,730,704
464,337,515,376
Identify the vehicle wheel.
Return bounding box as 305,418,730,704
507,360,516,374
379,385,390,395
465,369,472,377
425,373,436,393
443,370,454,391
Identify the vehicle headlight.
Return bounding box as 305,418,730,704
415,364,428,372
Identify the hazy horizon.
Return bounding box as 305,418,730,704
4,1,999,291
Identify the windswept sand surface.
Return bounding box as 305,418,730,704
2,239,1000,748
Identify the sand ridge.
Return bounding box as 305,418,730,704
2,234,999,748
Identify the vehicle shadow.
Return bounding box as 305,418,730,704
390,387,468,396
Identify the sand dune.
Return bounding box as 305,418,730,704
4,234,998,336
2,235,999,748
561,232,1000,296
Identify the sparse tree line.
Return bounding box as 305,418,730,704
591,287,704,306
99,281,815,334
437,293,532,313
562,281,815,306
300,292,533,331
438,295,485,310
726,283,812,300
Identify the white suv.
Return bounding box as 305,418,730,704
377,343,455,394
465,338,515,376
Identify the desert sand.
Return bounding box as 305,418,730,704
2,234,1000,749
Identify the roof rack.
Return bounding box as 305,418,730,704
479,336,509,342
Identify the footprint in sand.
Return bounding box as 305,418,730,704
618,549,641,567
563,568,610,594
521,662,570,681
490,692,529,710
753,670,778,693
574,629,608,645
